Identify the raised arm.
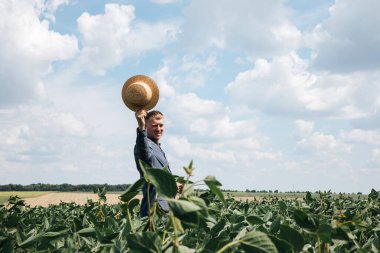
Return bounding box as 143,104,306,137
134,109,152,163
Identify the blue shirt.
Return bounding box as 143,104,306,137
134,128,171,217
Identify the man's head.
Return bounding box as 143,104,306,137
146,110,164,142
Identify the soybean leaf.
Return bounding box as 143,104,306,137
247,215,265,225
269,216,281,234
0,236,14,253
268,235,293,253
205,236,230,251
239,231,278,253
279,225,304,252
318,223,332,243
128,198,140,212
210,219,226,237
172,216,185,233
278,201,287,212
119,178,145,202
204,176,225,203
43,229,69,239
127,232,162,253
187,196,209,217
145,168,177,199
293,209,318,232
18,232,45,248
166,199,201,217
77,227,96,237
165,245,195,253
331,227,350,241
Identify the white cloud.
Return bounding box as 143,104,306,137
178,54,218,88
0,0,78,106
150,0,179,4
372,149,380,166
0,100,137,183
341,129,380,145
153,66,283,183
225,52,380,120
77,4,179,75
41,0,71,22
0,103,91,170
296,131,351,154
295,120,314,137
293,120,352,156
167,136,236,162
308,0,380,72
180,0,301,57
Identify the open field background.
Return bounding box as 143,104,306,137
0,191,366,206
0,191,50,205
0,192,126,207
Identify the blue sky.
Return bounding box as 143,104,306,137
1,0,379,193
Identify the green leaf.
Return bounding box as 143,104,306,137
331,227,350,241
211,219,227,237
128,198,140,212
279,225,304,252
278,201,287,211
293,209,318,232
204,176,225,203
269,216,281,234
119,178,145,202
127,232,162,253
18,232,44,248
77,227,96,237
368,188,379,200
43,229,69,239
183,160,194,176
205,236,230,251
166,245,196,253
318,223,332,243
166,199,201,217
171,216,185,233
145,168,177,199
268,235,293,253
239,231,278,253
0,236,14,253
187,196,209,217
246,215,265,225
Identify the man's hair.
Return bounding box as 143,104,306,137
146,110,164,121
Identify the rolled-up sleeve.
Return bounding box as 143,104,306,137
134,128,152,176
135,128,152,160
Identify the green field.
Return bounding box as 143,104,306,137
224,191,366,200
0,191,50,204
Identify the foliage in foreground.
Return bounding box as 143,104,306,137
0,161,380,253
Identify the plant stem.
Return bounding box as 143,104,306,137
170,212,178,247
317,235,322,253
215,240,240,253
126,204,135,233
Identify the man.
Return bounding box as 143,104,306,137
134,109,173,217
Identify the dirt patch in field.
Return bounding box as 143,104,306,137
233,196,264,202
25,192,141,207
23,193,287,207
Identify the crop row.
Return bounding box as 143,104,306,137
1,161,379,252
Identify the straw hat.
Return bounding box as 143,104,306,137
121,75,159,112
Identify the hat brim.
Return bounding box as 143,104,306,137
121,75,159,112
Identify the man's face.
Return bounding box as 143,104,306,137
146,116,164,142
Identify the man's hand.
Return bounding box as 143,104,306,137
177,182,183,194
135,109,147,130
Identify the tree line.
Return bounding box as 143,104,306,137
0,183,131,192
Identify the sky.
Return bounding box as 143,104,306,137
1,0,379,194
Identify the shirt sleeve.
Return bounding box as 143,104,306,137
134,128,152,164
